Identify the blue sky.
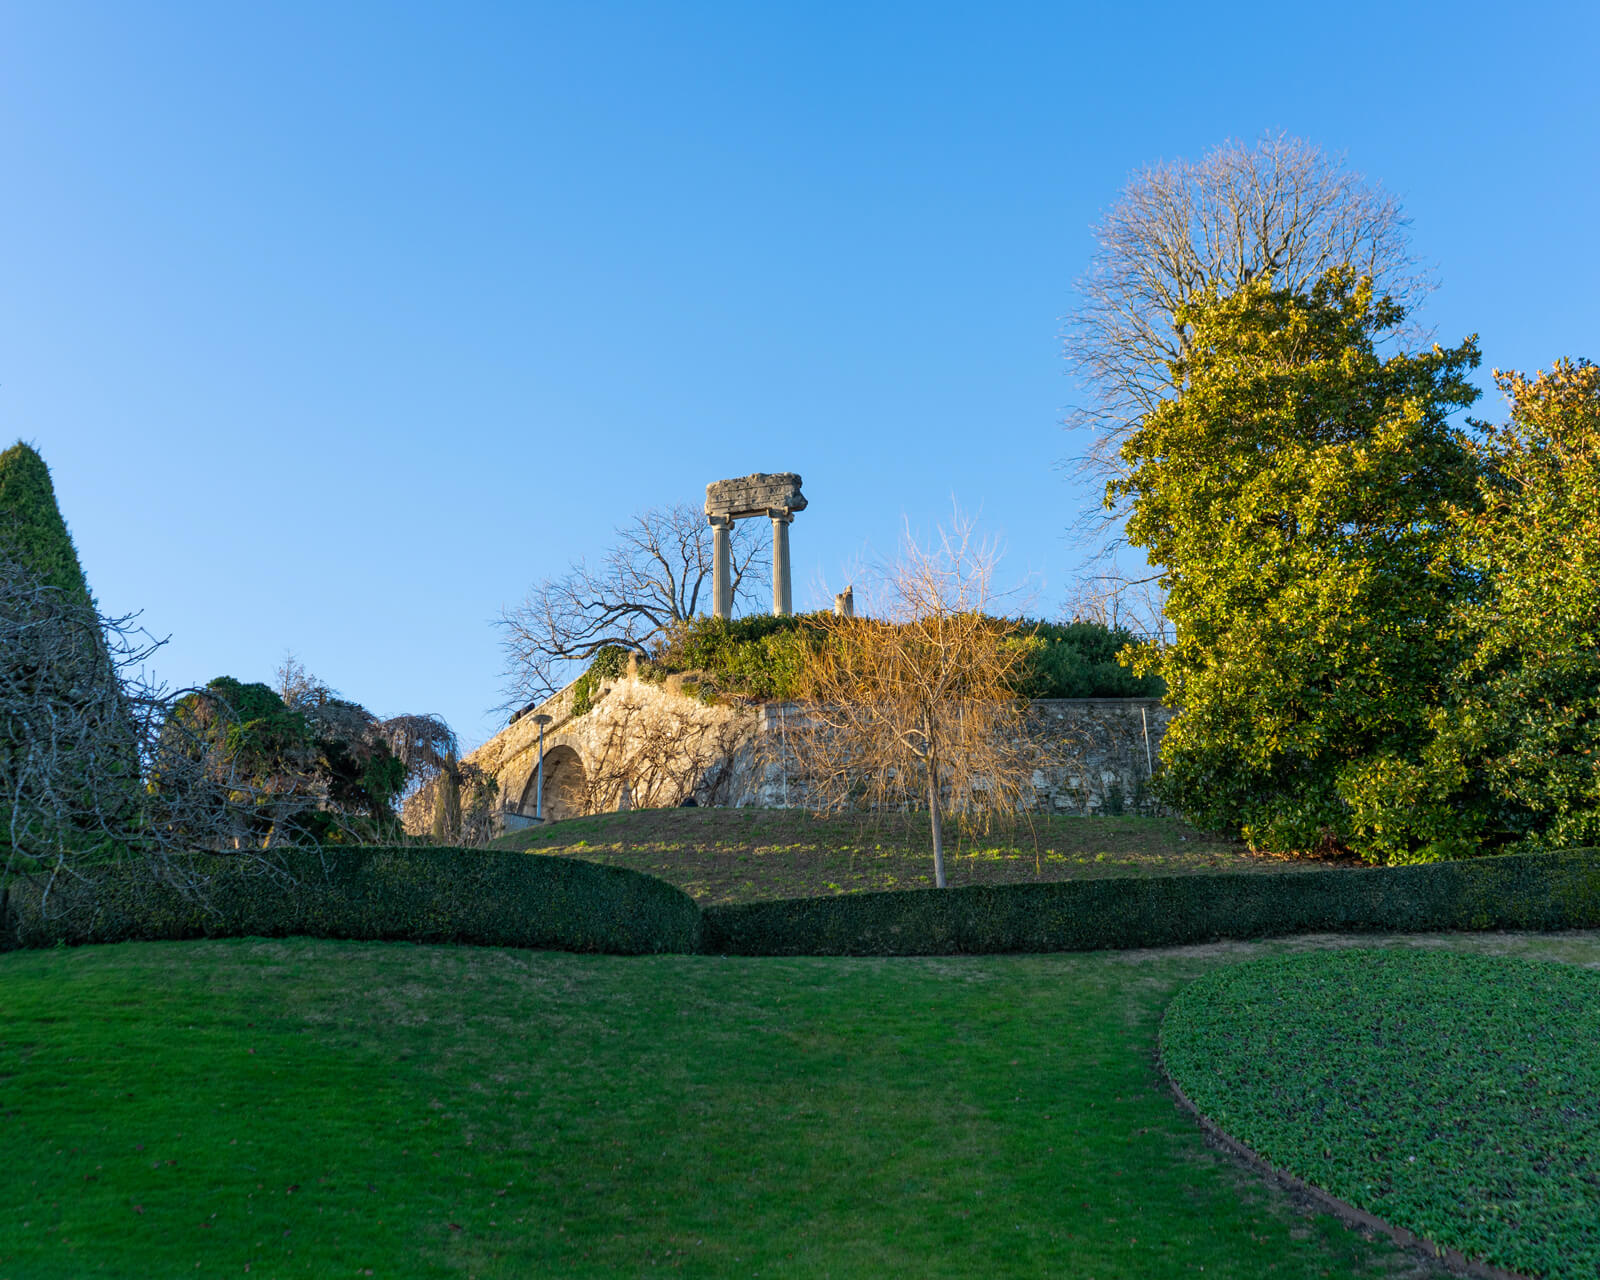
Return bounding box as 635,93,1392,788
3,1,1596,748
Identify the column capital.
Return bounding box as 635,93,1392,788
767,508,794,523
707,512,733,528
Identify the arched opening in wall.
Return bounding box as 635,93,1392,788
519,745,588,822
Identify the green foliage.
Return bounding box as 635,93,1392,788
163,678,414,843
1162,949,1600,1277
646,614,823,702
1006,619,1163,699
570,644,631,716
1351,360,1600,860
1115,270,1483,855
8,835,1600,959
699,848,1600,955
646,613,1157,703
1,846,701,955
0,441,94,609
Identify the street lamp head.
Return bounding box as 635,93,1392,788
532,713,553,727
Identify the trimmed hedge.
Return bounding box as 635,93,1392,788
699,848,1600,955
7,846,1600,959
1,845,700,956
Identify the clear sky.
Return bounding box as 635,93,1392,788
3,1,1596,748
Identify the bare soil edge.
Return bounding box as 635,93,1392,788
1155,1048,1537,1280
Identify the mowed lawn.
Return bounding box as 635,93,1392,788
10,934,1599,1278
491,808,1353,903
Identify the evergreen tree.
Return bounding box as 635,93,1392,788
1,443,140,873
1115,270,1483,856
0,441,96,608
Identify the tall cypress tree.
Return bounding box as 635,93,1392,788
1,442,138,875
0,441,97,609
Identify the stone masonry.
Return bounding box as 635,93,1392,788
466,672,1170,831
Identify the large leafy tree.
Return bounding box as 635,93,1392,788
1116,270,1482,855
1353,361,1600,858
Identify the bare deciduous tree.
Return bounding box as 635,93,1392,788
1062,133,1432,612
780,521,1054,888
1066,134,1427,459
1062,132,1427,624
500,502,770,711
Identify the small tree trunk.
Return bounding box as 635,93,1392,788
926,761,946,889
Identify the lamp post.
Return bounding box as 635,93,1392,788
533,714,553,821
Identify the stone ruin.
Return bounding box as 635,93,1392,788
454,471,1170,832
704,472,806,618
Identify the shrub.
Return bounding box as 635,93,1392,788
647,614,1160,703
1,846,701,956
700,848,1600,956
570,645,632,716
1006,620,1164,699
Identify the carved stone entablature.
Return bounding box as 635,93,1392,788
705,472,808,619
704,472,807,520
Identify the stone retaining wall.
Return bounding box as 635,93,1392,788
461,678,1172,833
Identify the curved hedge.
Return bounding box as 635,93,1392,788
1,846,700,956
6,846,1600,959
700,848,1600,955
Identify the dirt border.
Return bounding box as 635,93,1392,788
1156,1050,1536,1280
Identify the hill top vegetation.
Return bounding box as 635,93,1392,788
616,613,1165,704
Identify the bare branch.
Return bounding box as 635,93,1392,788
1063,133,1433,531
498,501,771,711
777,516,1068,888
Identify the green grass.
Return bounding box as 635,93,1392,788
9,936,1596,1277
1161,948,1600,1279
491,808,1346,904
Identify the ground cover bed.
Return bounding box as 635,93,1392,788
1161,949,1600,1279
7,933,1598,1278
491,808,1353,904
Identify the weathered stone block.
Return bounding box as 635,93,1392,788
705,472,808,519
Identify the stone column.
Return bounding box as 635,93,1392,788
770,510,793,616
709,515,732,619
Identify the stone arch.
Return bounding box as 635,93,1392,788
518,743,589,822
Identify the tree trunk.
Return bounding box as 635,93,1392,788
926,760,946,889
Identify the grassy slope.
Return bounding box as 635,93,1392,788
10,935,1598,1278
491,808,1352,904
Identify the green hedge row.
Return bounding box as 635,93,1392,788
6,846,1599,959
0,845,701,956
699,848,1600,955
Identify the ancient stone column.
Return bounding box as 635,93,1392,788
705,473,806,620
709,515,732,620
770,510,793,616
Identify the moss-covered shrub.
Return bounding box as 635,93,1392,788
700,848,1600,955
1,846,701,955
